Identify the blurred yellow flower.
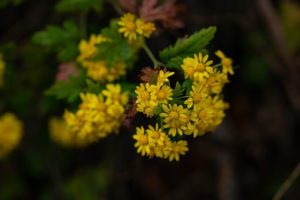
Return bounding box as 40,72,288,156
0,113,23,159
118,13,156,41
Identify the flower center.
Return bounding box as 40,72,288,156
169,111,179,119
140,91,149,100
197,63,205,71
186,66,194,76
127,22,136,32
194,94,202,103
223,58,232,67
140,135,148,145
157,90,167,99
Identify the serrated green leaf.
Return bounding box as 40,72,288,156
58,43,79,61
159,26,216,63
45,75,85,103
93,21,135,68
165,56,184,70
172,82,184,98
56,0,103,13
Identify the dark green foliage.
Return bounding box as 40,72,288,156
32,21,80,62
56,0,104,13
45,75,86,103
94,21,136,68
159,27,216,69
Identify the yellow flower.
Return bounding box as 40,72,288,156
133,126,151,156
49,117,88,148
135,83,157,117
160,104,190,136
118,13,138,41
181,57,197,79
215,50,234,75
164,140,189,161
189,95,228,137
0,113,23,159
78,34,126,82
64,84,128,145
146,123,171,158
181,53,214,81
136,19,156,38
204,71,227,94
154,85,173,104
0,53,5,87
118,13,156,41
156,70,174,87
184,83,208,108
102,84,128,105
78,34,108,62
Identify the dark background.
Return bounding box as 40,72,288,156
0,0,299,199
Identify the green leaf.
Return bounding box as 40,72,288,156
56,0,103,13
159,26,216,63
182,79,193,95
93,21,136,68
86,79,104,94
153,105,163,116
172,82,184,98
120,82,137,97
165,56,184,70
32,20,80,61
45,75,85,103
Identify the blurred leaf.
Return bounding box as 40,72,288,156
0,0,22,8
120,82,137,97
165,56,184,70
45,75,85,103
94,21,136,68
56,0,104,13
32,21,80,62
159,27,216,69
86,79,104,94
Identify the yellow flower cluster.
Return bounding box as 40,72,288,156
78,34,126,82
49,117,88,148
134,70,189,161
0,53,5,87
133,50,233,161
60,84,128,146
118,13,156,41
135,70,174,117
133,124,188,161
0,113,23,159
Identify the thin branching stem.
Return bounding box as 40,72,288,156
142,43,167,68
272,161,300,200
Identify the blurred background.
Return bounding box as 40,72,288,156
0,0,300,199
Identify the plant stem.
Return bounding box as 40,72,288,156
272,161,300,200
142,43,165,68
